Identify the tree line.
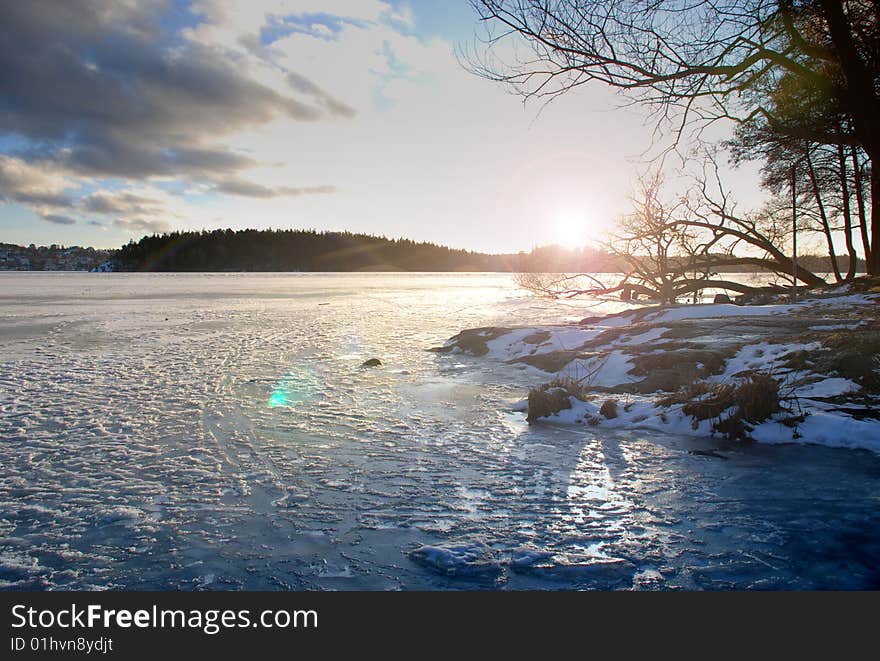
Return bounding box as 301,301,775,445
115,229,512,271
113,229,632,272
110,228,853,275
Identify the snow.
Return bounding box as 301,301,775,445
536,391,880,454
569,350,642,388
617,326,672,346
550,397,715,437
485,325,604,359
795,378,860,399
809,323,864,331
751,413,880,451
710,342,820,381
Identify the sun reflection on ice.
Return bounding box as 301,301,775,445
557,440,633,544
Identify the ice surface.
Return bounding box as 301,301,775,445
1,273,879,590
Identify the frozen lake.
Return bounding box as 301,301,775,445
1,272,879,590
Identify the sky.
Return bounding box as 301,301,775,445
0,0,764,254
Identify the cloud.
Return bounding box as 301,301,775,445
0,2,348,180
283,185,337,196
112,217,172,233
0,156,74,209
82,191,162,215
41,214,77,225
213,178,336,198
286,72,356,118
0,1,365,236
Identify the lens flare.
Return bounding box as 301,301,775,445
268,366,320,408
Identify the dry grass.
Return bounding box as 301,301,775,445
820,331,880,393
521,330,552,345
659,372,781,440
656,381,713,408
733,373,782,422
681,383,738,420
779,331,880,394
513,350,581,373
526,377,590,423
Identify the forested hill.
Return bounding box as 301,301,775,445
116,229,510,271
114,229,860,273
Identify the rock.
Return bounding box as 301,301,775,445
688,449,728,460
427,326,511,356
513,349,580,373
713,293,732,304
361,358,382,367
599,399,618,419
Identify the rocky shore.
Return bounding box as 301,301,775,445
431,281,880,452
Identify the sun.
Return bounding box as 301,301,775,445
551,210,589,249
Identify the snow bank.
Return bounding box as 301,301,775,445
439,292,880,453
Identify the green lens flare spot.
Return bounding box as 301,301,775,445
268,367,319,408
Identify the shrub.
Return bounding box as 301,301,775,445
735,373,781,422
526,387,572,422
660,372,781,440
525,378,589,423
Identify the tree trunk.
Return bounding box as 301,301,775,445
819,1,878,272
806,150,841,281
871,159,880,275
692,255,826,287
673,279,782,298
852,146,870,267
837,143,857,280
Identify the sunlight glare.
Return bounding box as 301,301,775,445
552,209,589,249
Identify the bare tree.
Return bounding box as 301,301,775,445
466,0,880,273
516,158,826,305
518,168,798,304
608,172,701,303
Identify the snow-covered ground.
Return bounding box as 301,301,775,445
2,273,880,590
436,292,880,453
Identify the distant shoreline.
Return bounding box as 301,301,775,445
1,234,863,275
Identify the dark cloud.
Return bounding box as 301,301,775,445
213,178,337,198
87,220,106,227
82,191,161,215
2,189,73,208
0,1,345,180
113,217,171,233
213,179,279,198
41,214,77,225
